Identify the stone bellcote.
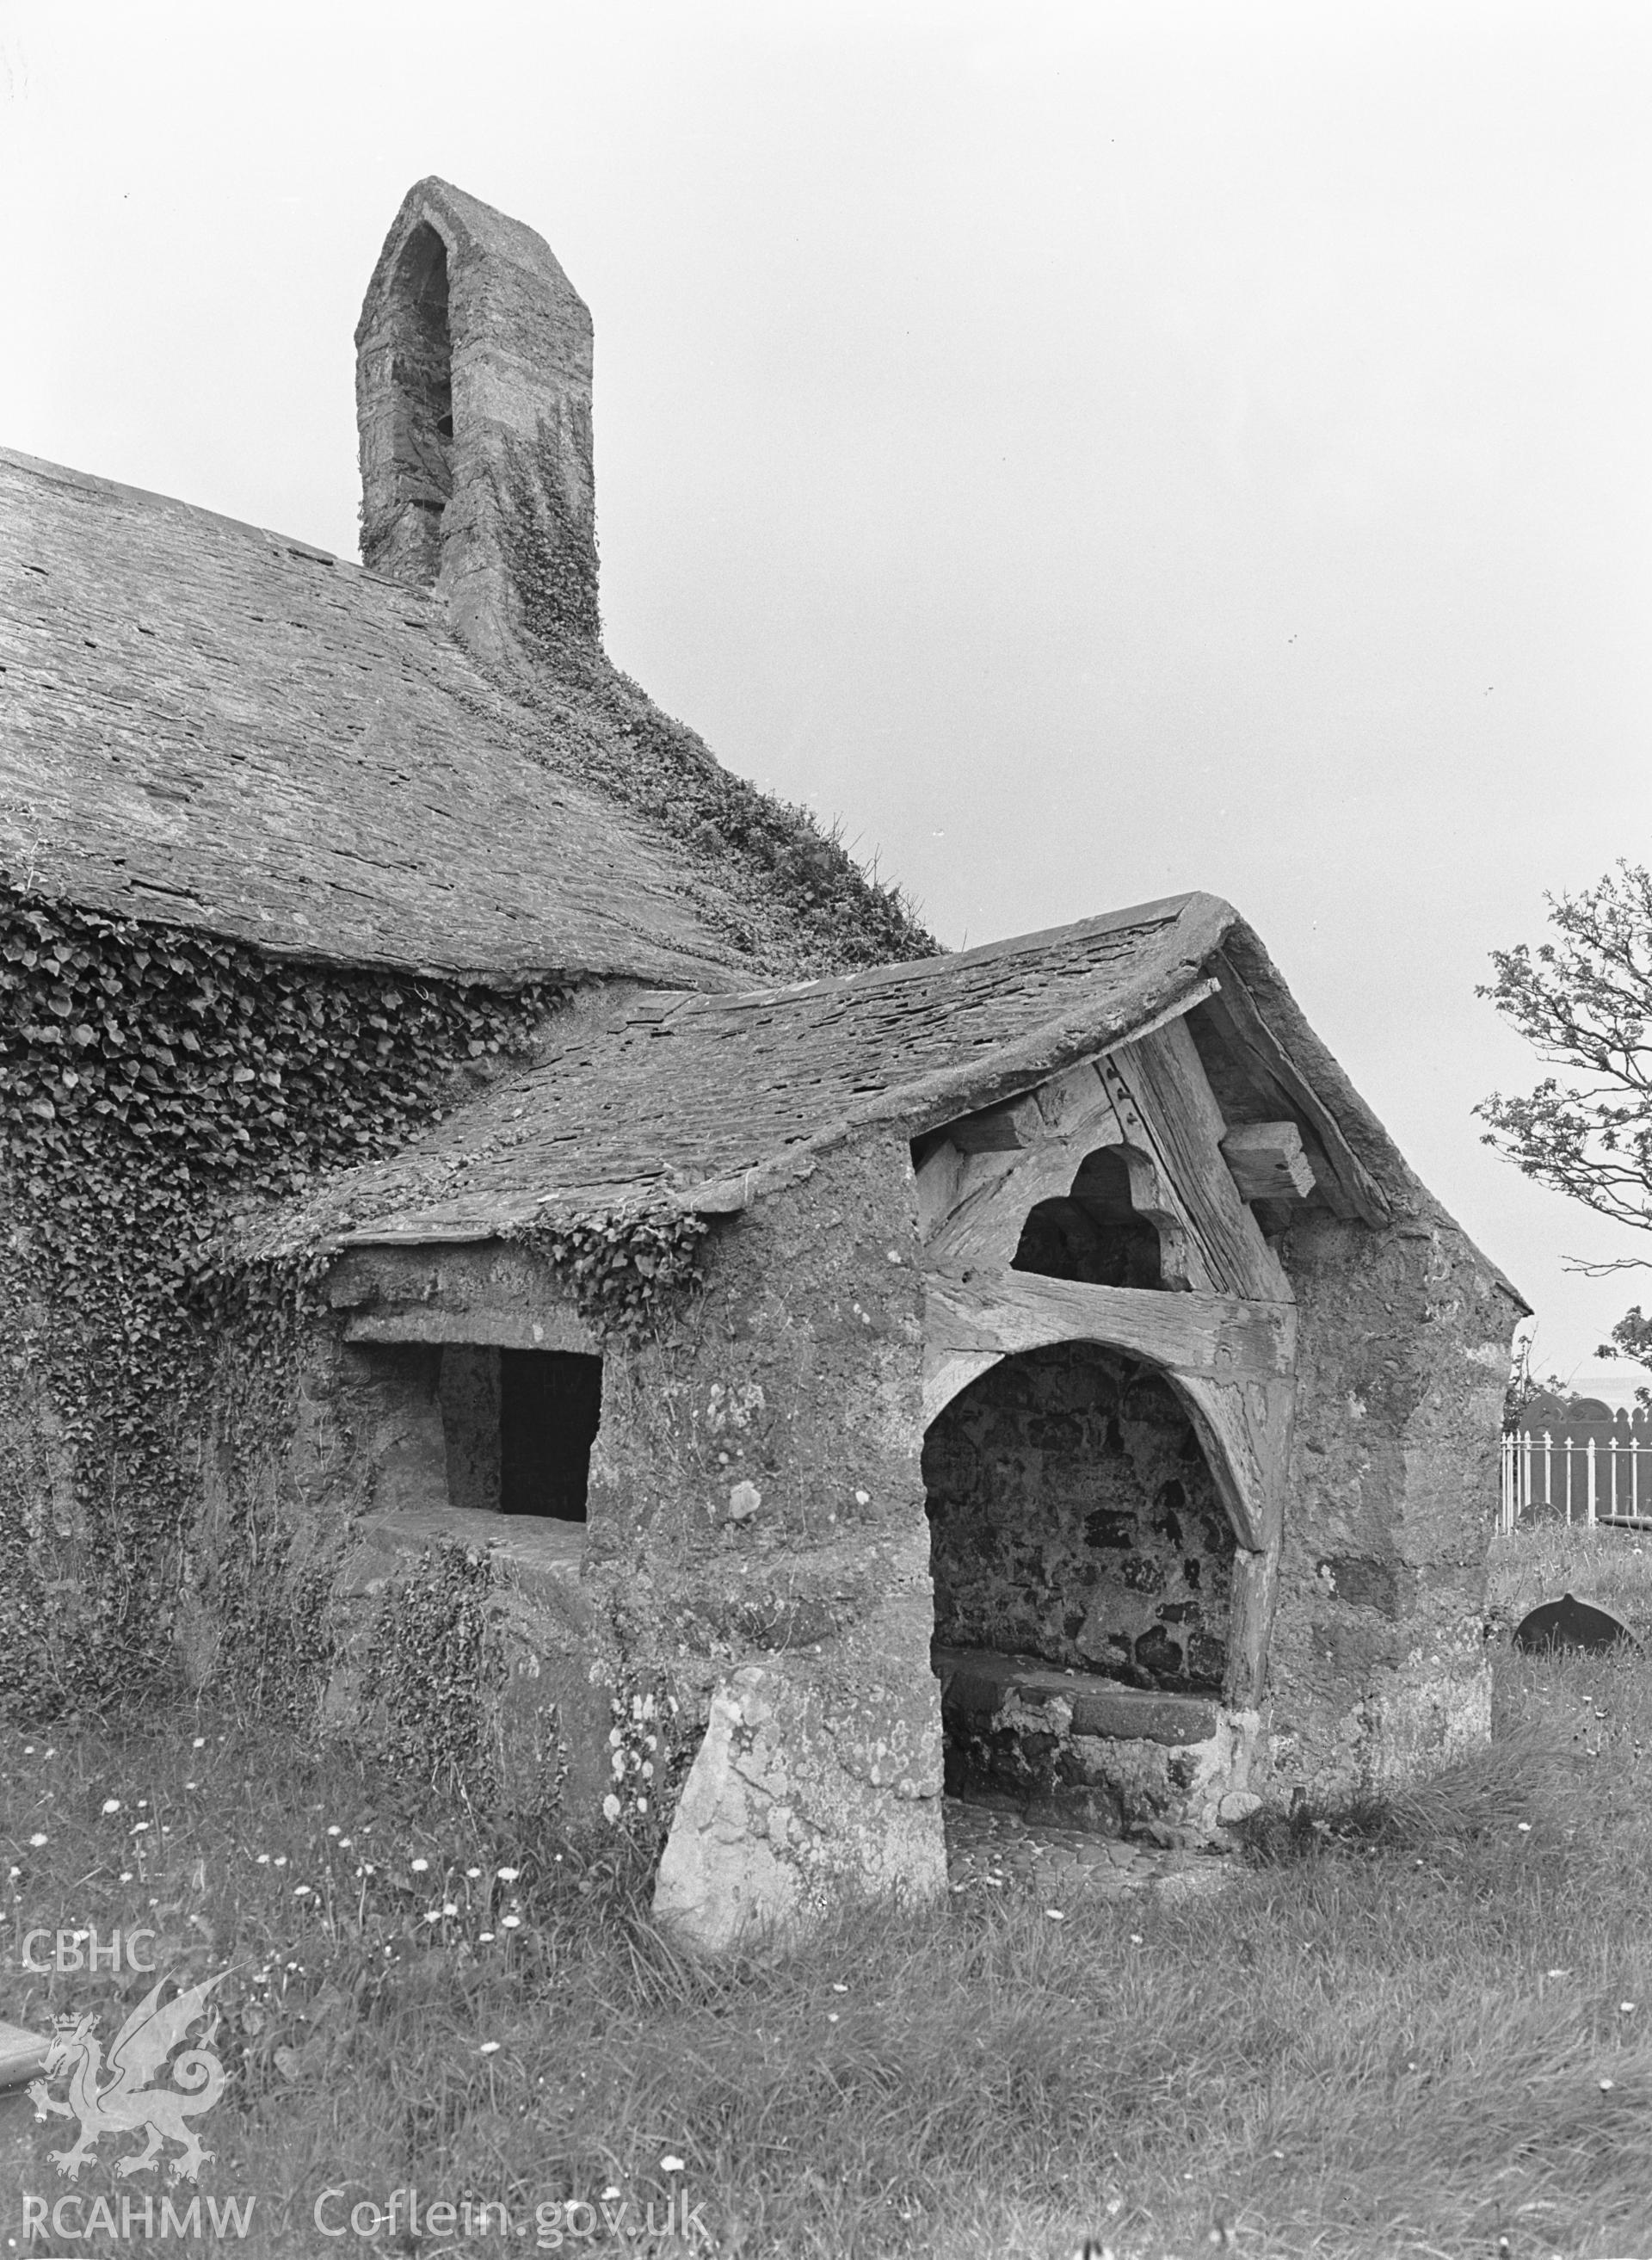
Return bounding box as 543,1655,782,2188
355,177,600,661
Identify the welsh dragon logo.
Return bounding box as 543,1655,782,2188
28,1973,227,2183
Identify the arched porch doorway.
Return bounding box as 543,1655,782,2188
924,1340,1241,1827
926,1341,1233,1693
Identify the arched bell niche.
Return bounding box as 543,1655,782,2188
360,219,455,588
1008,1139,1189,1292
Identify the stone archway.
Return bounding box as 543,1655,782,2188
925,1339,1234,1693
922,1339,1259,1837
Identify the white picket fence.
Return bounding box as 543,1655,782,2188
1498,1427,1652,1537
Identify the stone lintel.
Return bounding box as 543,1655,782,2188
329,1244,596,1354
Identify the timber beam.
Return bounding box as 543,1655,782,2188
924,1268,1295,1383
1220,1121,1316,1203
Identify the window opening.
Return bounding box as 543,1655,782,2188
498,1349,601,1521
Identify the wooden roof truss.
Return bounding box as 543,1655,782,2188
916,984,1343,1707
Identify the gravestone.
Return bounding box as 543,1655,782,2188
1513,1592,1640,1655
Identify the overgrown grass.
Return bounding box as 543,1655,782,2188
4,1533,1652,2257
1489,1517,1652,1636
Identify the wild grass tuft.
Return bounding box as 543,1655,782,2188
1240,1721,1573,1866
2,1525,1651,2257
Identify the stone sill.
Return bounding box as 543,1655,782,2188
341,1506,586,1596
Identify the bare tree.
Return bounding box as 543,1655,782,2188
1479,861,1652,1376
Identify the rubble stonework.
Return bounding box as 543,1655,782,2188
925,1341,1234,1690
1261,1206,1512,1800
194,908,1523,1941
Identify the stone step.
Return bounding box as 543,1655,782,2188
934,1645,1218,1748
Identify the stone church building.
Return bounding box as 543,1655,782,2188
0,179,1525,1949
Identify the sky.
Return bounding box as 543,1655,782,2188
3,0,1649,1387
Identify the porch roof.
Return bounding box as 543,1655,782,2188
251,890,1464,1261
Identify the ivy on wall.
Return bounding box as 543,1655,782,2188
504,1199,711,1340
498,425,603,653
582,683,934,977
0,884,558,1716
357,1541,502,1795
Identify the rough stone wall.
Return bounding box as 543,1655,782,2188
1262,1209,1519,1803
925,1343,1233,1693
437,1346,502,1513
583,1134,946,1948
182,1281,608,1818
178,1102,1518,1918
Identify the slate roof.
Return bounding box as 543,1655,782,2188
266,891,1340,1250
0,448,743,986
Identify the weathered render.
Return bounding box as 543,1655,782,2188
0,176,1525,1956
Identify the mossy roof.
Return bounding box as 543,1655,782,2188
0,447,759,987
266,890,1427,1252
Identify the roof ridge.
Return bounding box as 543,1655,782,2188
647,892,1231,1016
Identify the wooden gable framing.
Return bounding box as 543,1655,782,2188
916,989,1318,1707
